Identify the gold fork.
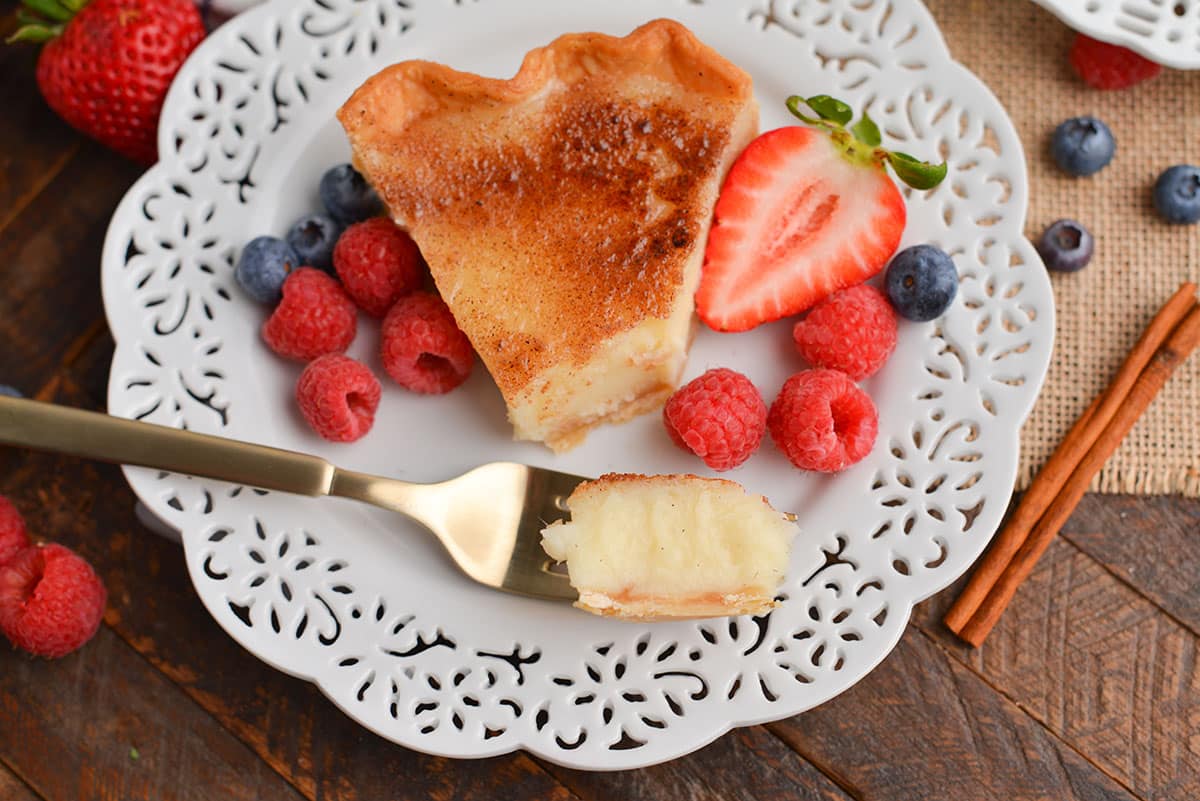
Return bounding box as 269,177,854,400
0,396,580,601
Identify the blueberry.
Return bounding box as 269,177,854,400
884,244,958,322
1153,164,1200,224
1036,219,1094,272
1051,116,1115,177
286,214,341,273
0,385,21,398
319,164,383,225
235,236,300,304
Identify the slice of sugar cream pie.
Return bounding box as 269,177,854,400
541,474,798,620
338,19,758,451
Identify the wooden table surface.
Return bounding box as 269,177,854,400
2,2,1198,799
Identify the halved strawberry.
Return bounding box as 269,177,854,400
697,95,946,332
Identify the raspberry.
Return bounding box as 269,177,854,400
793,284,897,380
0,543,106,659
381,292,474,394
1069,34,1161,90
768,369,878,472
296,354,382,443
262,267,357,362
0,496,29,567
333,218,424,317
662,368,767,471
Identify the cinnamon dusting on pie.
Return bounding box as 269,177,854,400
339,19,758,449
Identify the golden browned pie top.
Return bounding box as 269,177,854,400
337,19,755,395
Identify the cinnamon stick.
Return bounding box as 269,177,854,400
943,282,1199,634
957,303,1200,646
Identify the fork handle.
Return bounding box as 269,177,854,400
0,396,336,496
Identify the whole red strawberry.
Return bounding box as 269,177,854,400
10,0,205,165
1068,34,1161,90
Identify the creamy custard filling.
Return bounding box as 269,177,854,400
542,474,798,620
508,314,690,451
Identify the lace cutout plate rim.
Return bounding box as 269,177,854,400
100,0,1055,770
1031,0,1200,69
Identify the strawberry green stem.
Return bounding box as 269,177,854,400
6,0,88,44
19,0,73,23
786,94,947,191
7,23,63,43
827,128,888,170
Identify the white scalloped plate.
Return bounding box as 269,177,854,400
1031,0,1200,68
102,0,1054,770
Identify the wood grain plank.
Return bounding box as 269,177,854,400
0,760,43,801
1060,494,1200,636
542,725,853,801
0,626,309,801
769,628,1138,801
917,537,1200,801
0,2,85,238
0,147,141,396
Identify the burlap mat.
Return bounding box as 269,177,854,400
923,0,1200,496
